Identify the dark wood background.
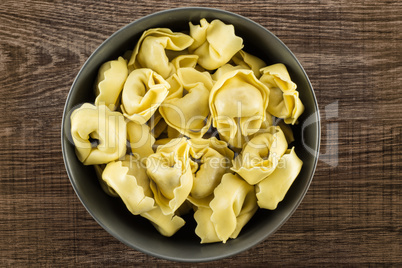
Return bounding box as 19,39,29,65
1,0,401,266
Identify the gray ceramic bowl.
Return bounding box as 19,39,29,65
62,7,320,262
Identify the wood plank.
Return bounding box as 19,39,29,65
0,0,401,266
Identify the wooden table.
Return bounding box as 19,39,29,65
1,0,401,266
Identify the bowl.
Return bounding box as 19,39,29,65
61,7,320,262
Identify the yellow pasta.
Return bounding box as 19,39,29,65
94,164,118,197
209,69,270,148
256,147,303,209
128,28,194,78
159,68,214,138
70,103,126,165
232,126,288,185
146,138,193,215
121,68,170,124
260,63,304,124
94,56,128,110
171,54,199,70
102,154,186,236
212,50,265,81
187,137,234,208
147,110,168,139
127,121,155,163
189,19,244,70
277,119,295,144
141,206,185,237
231,50,266,79
195,173,257,243
212,63,244,81
102,155,155,215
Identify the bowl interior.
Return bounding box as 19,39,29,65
62,7,320,262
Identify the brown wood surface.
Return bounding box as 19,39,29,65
1,0,401,266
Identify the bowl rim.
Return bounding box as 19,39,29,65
61,6,321,262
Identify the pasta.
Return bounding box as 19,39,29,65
194,173,257,243
94,56,128,110
147,110,168,139
159,68,213,138
187,137,234,208
127,121,155,163
128,28,194,78
121,68,170,124
94,164,118,197
141,206,185,237
212,63,243,81
189,19,244,70
146,138,193,215
102,155,155,215
70,103,126,165
256,147,303,210
171,54,199,70
102,155,186,236
260,63,305,124
209,69,270,148
231,50,266,79
71,18,305,242
232,126,288,185
211,50,265,81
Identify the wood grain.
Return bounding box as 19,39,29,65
0,0,401,266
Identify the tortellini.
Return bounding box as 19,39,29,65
148,110,168,139
146,138,193,215
256,147,303,210
102,155,185,236
141,206,185,237
232,126,288,185
94,56,128,110
94,164,118,197
189,18,244,70
159,68,214,138
70,103,126,165
231,50,266,79
70,19,305,242
209,69,270,148
212,49,267,82
260,63,305,124
102,155,155,215
212,63,244,81
121,68,170,124
128,28,194,78
171,54,199,70
194,173,257,243
187,137,234,207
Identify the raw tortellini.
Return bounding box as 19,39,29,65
102,154,185,237
189,18,244,70
146,138,193,215
260,63,305,124
187,137,234,207
94,56,128,110
70,103,126,165
232,126,288,185
159,68,214,138
256,147,303,210
128,28,194,78
70,18,305,243
102,155,155,215
194,173,257,243
127,120,155,162
209,69,270,148
121,68,170,123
